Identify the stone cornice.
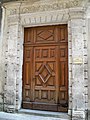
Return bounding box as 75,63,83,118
6,8,85,26
2,0,87,15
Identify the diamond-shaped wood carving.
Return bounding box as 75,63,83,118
37,30,54,41
38,64,51,83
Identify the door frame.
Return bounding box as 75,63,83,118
21,22,70,113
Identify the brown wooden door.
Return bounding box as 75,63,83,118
22,25,68,112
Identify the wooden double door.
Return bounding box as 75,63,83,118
22,25,68,112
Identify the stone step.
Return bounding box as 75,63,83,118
0,111,71,120
18,109,70,120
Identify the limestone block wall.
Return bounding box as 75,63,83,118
0,7,3,111
86,5,90,110
88,19,90,110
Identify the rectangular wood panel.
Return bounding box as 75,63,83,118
23,47,33,102
58,45,68,111
34,26,57,43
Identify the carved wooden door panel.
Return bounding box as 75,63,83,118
22,25,68,112
32,46,59,111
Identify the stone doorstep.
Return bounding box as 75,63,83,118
18,109,71,119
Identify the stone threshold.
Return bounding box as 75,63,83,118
18,109,71,119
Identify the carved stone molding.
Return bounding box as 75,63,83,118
7,8,85,26
3,0,86,15
19,1,80,14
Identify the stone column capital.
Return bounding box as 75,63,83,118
69,8,85,19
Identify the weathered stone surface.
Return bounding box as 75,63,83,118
0,111,69,120
87,18,90,110
0,6,3,111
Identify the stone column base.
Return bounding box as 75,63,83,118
72,110,88,120
4,105,15,113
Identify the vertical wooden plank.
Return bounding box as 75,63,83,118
55,46,59,104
